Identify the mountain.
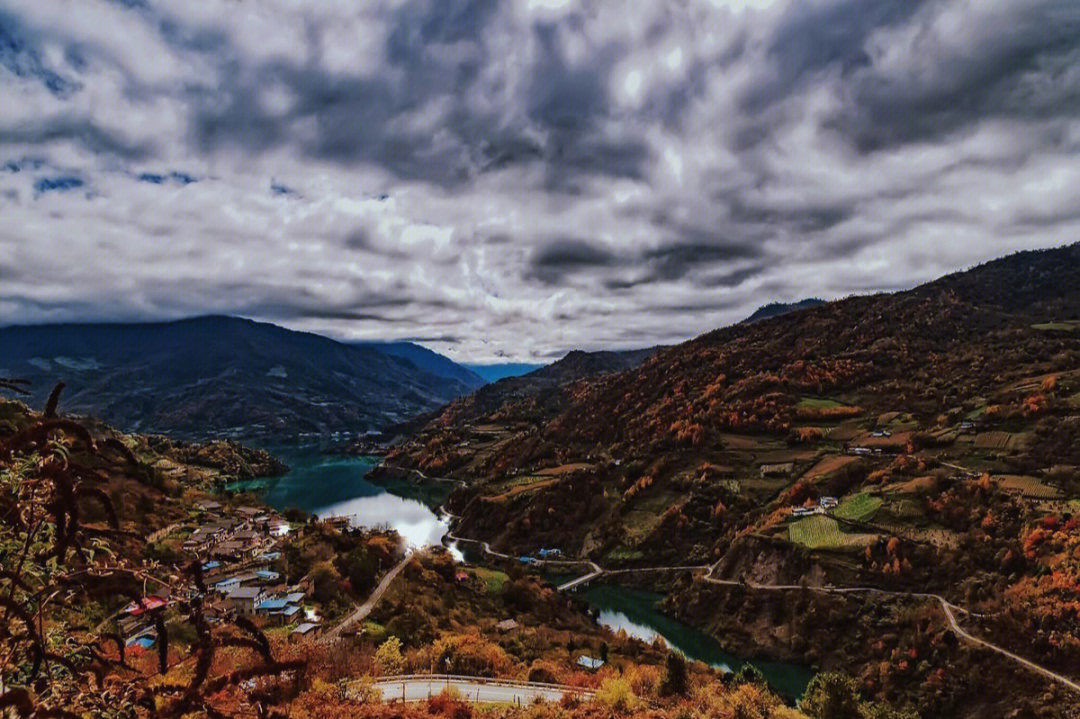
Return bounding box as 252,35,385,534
0,315,480,438
356,340,486,389
425,346,662,429
383,243,1080,717
463,363,545,382
743,298,825,323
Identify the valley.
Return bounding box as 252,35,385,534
5,244,1080,719
231,447,818,697
5,391,848,718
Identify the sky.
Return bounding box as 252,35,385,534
0,0,1078,363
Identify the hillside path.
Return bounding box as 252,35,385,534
322,552,413,642
701,571,1080,695
438,480,1080,696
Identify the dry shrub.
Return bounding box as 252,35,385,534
428,687,473,719
594,676,639,712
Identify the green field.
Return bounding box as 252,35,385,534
789,515,876,549
796,397,845,410
1032,321,1080,331
605,547,646,562
473,568,509,593
834,493,883,522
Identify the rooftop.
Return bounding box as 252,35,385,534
226,587,264,600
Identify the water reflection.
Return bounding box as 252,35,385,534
315,492,450,549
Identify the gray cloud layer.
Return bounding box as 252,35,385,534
0,0,1078,361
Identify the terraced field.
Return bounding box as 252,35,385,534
997,475,1062,499
802,454,861,481
834,493,883,522
788,515,877,550
974,431,1027,451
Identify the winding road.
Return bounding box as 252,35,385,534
700,570,1080,694
443,508,1080,696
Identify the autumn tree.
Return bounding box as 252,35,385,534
375,636,406,676
801,672,863,719
658,651,688,696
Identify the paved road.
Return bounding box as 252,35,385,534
322,552,412,642
556,562,604,590
372,676,590,704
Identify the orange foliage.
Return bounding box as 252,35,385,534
795,405,863,421
1021,393,1049,417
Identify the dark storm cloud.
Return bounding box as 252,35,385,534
642,241,761,282
728,201,851,234
526,237,619,284
834,2,1080,150
744,0,927,113
180,0,649,188
1,0,1078,362
0,117,152,159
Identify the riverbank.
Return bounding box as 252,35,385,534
231,447,816,698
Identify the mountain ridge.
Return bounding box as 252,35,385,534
743,298,826,323
352,339,486,388
0,314,481,439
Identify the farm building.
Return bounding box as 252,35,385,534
291,623,321,640
577,656,605,671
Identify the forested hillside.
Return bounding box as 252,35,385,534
383,243,1080,718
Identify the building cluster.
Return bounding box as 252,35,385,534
791,496,839,517
119,500,320,649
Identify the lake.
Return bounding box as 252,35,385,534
228,448,814,698
223,444,452,549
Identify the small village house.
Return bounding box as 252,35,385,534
224,586,267,615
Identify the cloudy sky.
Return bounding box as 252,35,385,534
1,0,1078,362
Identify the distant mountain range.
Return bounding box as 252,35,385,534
353,341,486,387
0,316,485,439
462,363,545,382
353,345,546,383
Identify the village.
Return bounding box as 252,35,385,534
118,500,322,651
